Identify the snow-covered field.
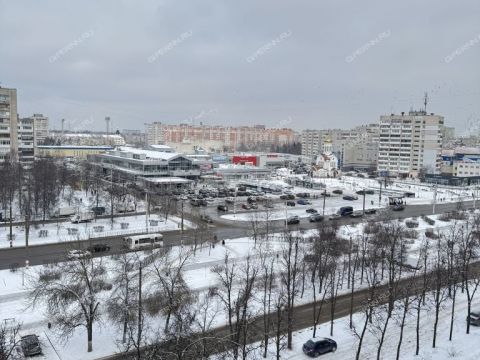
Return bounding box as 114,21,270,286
238,290,480,360
0,214,193,249
1,208,478,360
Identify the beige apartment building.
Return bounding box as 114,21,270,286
0,87,18,161
377,110,444,178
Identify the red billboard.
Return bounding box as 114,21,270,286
232,155,258,166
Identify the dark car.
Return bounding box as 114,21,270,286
343,195,358,201
332,189,343,195
217,205,228,212
286,200,296,207
467,310,480,326
88,244,110,253
200,215,213,223
320,191,331,197
338,206,354,216
91,206,106,216
392,204,405,211
302,338,337,357
241,203,251,210
309,214,324,222
297,199,311,205
306,208,318,214
280,194,295,200
21,334,42,356
286,216,300,225
365,208,377,215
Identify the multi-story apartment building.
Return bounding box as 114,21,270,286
146,122,295,150
0,87,18,162
17,117,35,163
301,124,379,170
377,111,444,178
30,114,49,146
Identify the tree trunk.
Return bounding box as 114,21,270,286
355,310,369,360
87,320,93,352
449,286,456,341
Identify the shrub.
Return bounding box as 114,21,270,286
404,229,418,239
422,216,435,226
425,228,439,239
405,220,419,228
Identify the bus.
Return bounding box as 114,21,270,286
124,233,164,250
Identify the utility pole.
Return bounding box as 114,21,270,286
181,199,184,232
322,191,326,216
432,184,437,214
137,263,143,360
362,190,366,215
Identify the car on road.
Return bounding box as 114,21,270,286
67,249,91,260
286,200,296,207
302,338,337,357
217,205,228,212
392,204,405,211
320,191,331,197
467,310,480,326
306,208,318,214
365,208,377,215
309,214,324,222
21,334,42,356
200,215,213,223
338,206,354,216
350,211,364,218
280,194,295,200
241,203,251,210
332,189,343,195
297,199,311,205
343,195,358,201
329,214,342,221
285,215,300,225
87,244,110,253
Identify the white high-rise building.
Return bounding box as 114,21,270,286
377,110,444,178
0,87,18,162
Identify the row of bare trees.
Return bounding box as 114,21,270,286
22,208,480,359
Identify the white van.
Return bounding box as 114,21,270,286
124,233,163,250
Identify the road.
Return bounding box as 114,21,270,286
0,200,473,271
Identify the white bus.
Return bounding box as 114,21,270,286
124,233,164,250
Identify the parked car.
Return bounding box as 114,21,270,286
467,310,480,326
338,206,354,216
200,215,213,223
250,203,258,209
286,215,300,225
217,205,228,212
286,200,296,207
365,208,377,215
332,189,343,195
343,195,358,201
297,199,311,205
264,202,274,209
392,204,405,211
329,214,342,221
241,203,251,210
320,191,331,197
306,208,318,214
87,244,110,253
280,194,295,200
225,197,235,204
21,334,42,356
350,211,364,218
67,249,91,260
302,338,337,357
309,214,324,222
92,206,105,216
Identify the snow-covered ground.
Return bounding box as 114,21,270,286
0,214,194,249
1,209,478,360
234,290,480,360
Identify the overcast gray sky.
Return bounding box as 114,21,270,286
1,0,479,134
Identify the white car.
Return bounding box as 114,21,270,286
67,250,91,260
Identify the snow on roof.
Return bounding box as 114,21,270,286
116,146,180,160
143,177,192,184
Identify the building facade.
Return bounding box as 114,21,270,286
146,122,295,150
0,87,18,161
36,145,113,158
377,111,444,178
441,147,480,177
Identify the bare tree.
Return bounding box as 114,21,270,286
0,320,22,360
28,256,110,352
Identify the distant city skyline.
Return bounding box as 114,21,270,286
1,0,479,134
